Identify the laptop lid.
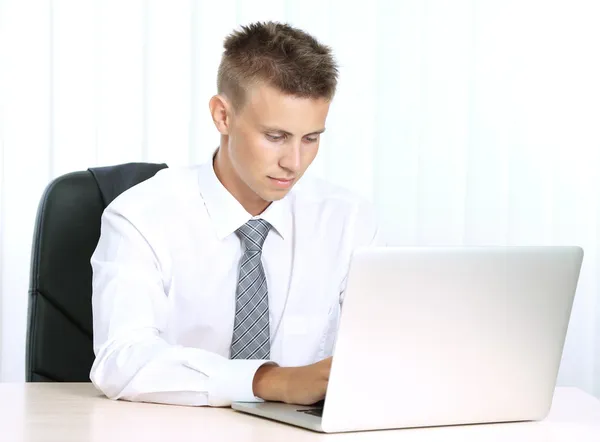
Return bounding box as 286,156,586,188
321,246,583,433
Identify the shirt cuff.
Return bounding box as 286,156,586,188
206,359,273,406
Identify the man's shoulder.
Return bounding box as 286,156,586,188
292,173,370,211
292,173,382,247
106,166,199,217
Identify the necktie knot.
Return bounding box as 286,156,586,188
236,219,271,252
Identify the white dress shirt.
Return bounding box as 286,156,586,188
90,157,382,407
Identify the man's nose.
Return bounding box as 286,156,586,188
279,141,301,173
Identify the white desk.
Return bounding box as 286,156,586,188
0,384,599,441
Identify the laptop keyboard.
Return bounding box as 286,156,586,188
296,407,323,417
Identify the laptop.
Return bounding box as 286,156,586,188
232,246,584,433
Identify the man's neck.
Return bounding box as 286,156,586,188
213,147,270,216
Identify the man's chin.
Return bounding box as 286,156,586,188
262,191,287,202
259,187,292,202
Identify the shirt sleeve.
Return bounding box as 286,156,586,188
354,198,386,248
89,206,271,407
338,198,386,301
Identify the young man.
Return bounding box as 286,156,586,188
90,21,381,407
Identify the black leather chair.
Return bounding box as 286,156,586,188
26,162,167,382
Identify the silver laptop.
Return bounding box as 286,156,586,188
232,246,584,433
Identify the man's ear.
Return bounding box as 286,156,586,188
209,94,232,135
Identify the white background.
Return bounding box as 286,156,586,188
1,0,599,398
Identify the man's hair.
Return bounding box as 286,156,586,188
217,21,338,110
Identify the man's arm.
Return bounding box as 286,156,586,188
253,358,332,405
338,198,385,302
90,207,269,407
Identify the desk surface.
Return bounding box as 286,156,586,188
0,384,599,441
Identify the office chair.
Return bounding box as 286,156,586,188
26,162,167,381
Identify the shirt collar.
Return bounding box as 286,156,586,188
197,156,292,241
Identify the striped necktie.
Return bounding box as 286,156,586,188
230,219,272,359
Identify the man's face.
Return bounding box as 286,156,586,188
225,84,330,202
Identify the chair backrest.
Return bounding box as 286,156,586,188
26,162,167,382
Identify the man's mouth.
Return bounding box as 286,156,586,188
268,176,295,188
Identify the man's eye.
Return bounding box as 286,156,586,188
305,137,318,143
266,134,284,142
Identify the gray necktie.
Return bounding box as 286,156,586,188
230,219,272,360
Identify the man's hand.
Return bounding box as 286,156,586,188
252,357,332,405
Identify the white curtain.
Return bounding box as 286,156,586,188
1,0,599,397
